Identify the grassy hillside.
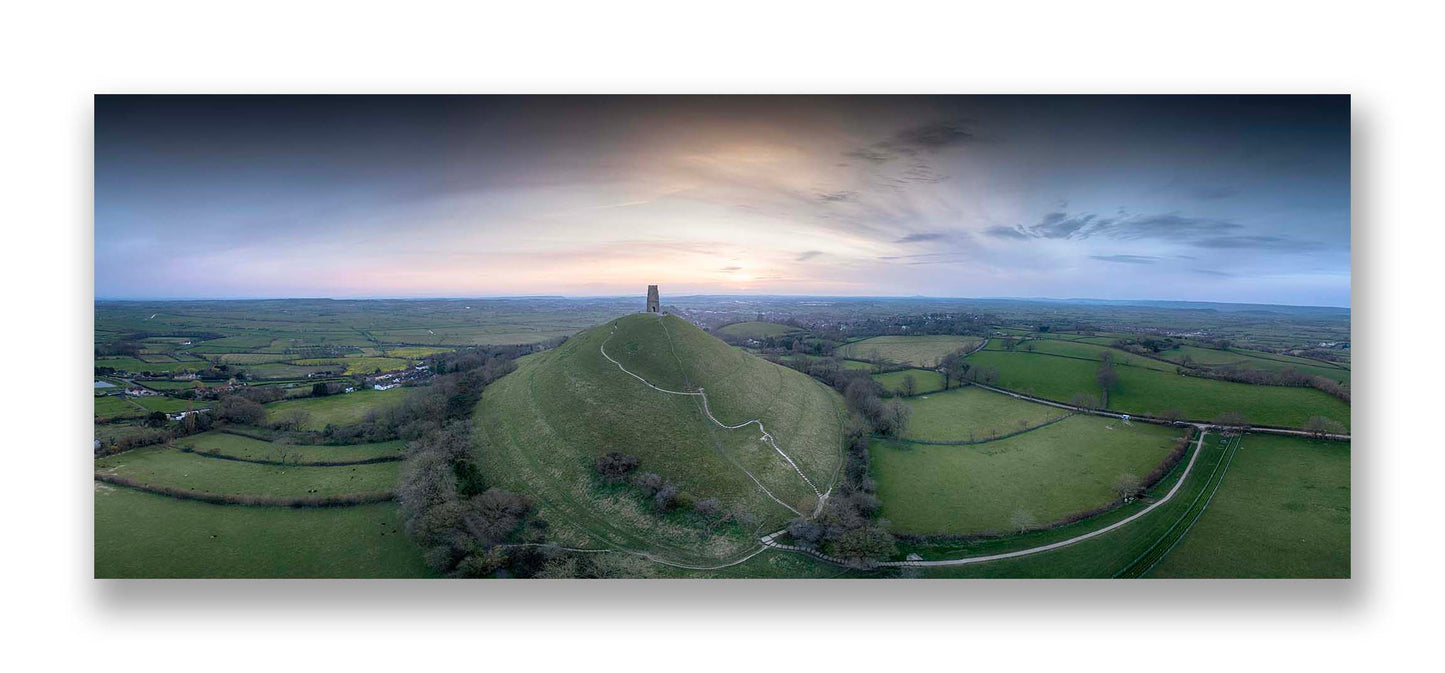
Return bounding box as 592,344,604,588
476,312,845,566
1149,434,1349,578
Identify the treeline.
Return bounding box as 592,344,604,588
95,473,393,507
393,345,545,577
1185,365,1350,402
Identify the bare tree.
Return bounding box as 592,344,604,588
1112,472,1142,501
1304,415,1346,440
1095,353,1119,403
1009,508,1036,534
902,373,918,397
1214,411,1249,431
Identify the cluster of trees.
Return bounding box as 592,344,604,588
939,349,971,389
1110,336,1180,354
844,379,910,437
785,416,895,564
842,314,990,339
396,421,542,577
1304,415,1348,439
592,451,757,529
94,341,144,357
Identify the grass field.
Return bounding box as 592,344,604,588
714,321,801,340
1148,434,1349,578
95,445,399,497
1154,345,1351,383
94,395,143,421
871,416,1184,536
995,339,1177,372
179,431,405,463
965,350,1349,429
900,431,1232,577
872,368,945,395
263,387,412,429
131,396,206,414
384,346,453,358
476,312,844,566
95,357,209,373
292,356,411,375
840,335,982,367
902,385,1070,443
94,486,432,578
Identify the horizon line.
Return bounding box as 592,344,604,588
92,293,1352,310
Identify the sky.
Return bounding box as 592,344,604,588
95,95,1350,306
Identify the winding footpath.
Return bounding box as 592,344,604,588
599,321,825,516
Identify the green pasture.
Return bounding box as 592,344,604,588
95,445,399,497
839,335,983,367
94,486,431,578
179,431,404,463
263,387,412,430
1149,434,1349,578
872,368,945,396
902,385,1070,443
872,416,1184,536
94,395,143,421
993,338,1177,372
964,350,1349,429
714,321,801,340
95,357,208,373
292,356,411,375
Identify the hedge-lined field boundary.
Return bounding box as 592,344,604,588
176,445,402,467
94,473,393,507
889,412,1076,446
894,427,1197,545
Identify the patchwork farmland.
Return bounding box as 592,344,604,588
95,296,1350,578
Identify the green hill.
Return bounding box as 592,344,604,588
476,313,845,566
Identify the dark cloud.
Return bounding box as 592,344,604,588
1089,254,1159,264
844,120,979,164
817,191,856,203
889,122,977,151
1193,269,1235,277
895,233,947,243
719,266,743,272
795,250,822,261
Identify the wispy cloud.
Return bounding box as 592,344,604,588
895,232,948,243
1090,254,1159,264
795,250,822,261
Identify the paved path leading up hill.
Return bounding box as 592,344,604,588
600,321,825,517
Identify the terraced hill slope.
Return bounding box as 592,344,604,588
476,313,845,566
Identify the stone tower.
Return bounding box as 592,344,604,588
646,285,660,313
